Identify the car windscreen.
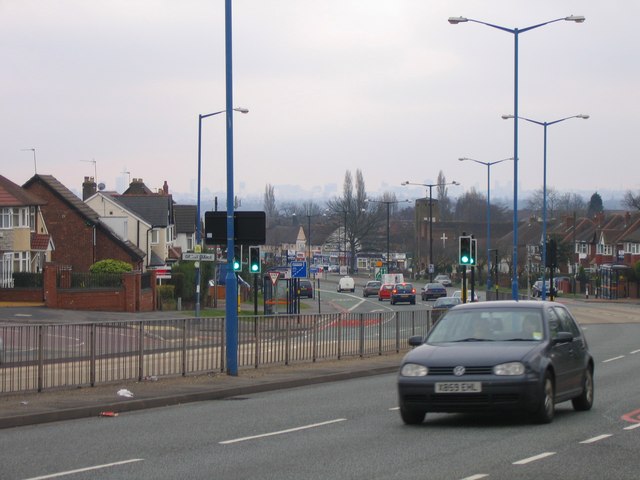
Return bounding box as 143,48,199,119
395,284,413,293
427,308,544,342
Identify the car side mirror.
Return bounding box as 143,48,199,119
408,335,424,346
553,331,573,345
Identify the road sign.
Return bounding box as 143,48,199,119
290,261,307,278
269,272,280,285
182,253,216,261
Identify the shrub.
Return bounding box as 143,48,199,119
90,259,133,274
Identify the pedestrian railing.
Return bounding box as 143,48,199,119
0,310,433,394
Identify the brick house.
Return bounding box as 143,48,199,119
22,174,145,272
0,175,53,286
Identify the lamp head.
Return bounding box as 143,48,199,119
458,157,468,162
234,107,249,114
502,114,515,120
565,15,585,23
578,114,590,119
452,181,460,186
401,181,409,186
448,16,468,24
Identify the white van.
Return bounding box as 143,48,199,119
337,276,355,293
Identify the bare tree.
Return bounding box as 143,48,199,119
623,190,640,211
326,169,379,272
263,184,277,226
436,170,453,220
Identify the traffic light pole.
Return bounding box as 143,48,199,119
253,273,258,315
462,266,467,304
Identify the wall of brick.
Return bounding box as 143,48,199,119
0,289,43,303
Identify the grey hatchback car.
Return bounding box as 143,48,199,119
398,300,594,425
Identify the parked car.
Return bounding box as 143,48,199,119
378,283,394,301
337,276,355,293
431,296,462,323
452,290,479,302
397,300,594,425
421,283,447,301
532,280,557,298
433,296,462,309
433,274,452,287
297,279,314,298
391,283,416,305
363,280,382,297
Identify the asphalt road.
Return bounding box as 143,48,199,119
2,322,639,480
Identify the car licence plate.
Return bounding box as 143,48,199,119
435,382,482,393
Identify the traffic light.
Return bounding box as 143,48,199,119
249,246,261,273
232,245,242,272
459,236,472,265
471,238,477,266
545,239,557,268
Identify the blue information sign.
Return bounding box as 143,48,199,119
291,261,307,278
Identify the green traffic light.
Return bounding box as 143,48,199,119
461,256,469,264
251,264,259,272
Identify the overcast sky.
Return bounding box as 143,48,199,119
2,0,638,206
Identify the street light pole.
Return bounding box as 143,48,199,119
502,113,588,299
449,14,585,299
458,157,513,291
402,181,460,283
365,198,410,274
195,107,248,317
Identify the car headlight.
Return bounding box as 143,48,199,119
401,363,428,377
493,362,525,376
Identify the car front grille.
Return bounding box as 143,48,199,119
428,366,494,375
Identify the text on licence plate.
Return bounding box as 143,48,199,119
435,382,482,393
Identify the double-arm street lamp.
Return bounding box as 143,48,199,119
402,180,460,282
458,157,513,291
502,113,589,299
195,107,248,317
449,14,585,299
364,198,410,273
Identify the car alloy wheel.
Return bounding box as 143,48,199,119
572,368,594,411
533,373,555,424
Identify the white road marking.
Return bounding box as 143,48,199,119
23,459,143,479
580,434,613,444
460,475,489,480
220,418,347,444
602,355,625,363
15,313,32,317
630,349,640,355
389,407,399,411
513,452,556,465
624,423,640,431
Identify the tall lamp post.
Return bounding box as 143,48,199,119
502,113,589,299
21,148,37,174
402,180,460,282
364,198,410,273
449,14,585,299
458,157,513,291
195,107,248,317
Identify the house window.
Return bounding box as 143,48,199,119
575,243,589,255
596,243,613,255
626,242,640,254
151,229,160,244
165,225,174,243
13,251,30,272
30,206,36,231
0,208,11,229
187,235,194,251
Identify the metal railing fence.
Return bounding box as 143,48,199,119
0,310,433,394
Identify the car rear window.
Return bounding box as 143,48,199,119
395,284,414,293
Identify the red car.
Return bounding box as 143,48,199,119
378,283,394,301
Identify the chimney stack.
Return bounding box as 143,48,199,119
82,176,96,200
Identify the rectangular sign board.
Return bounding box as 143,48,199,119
182,253,216,261
290,261,307,278
204,211,266,245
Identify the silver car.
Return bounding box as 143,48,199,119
434,274,452,287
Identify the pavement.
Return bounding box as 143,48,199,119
0,350,404,430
